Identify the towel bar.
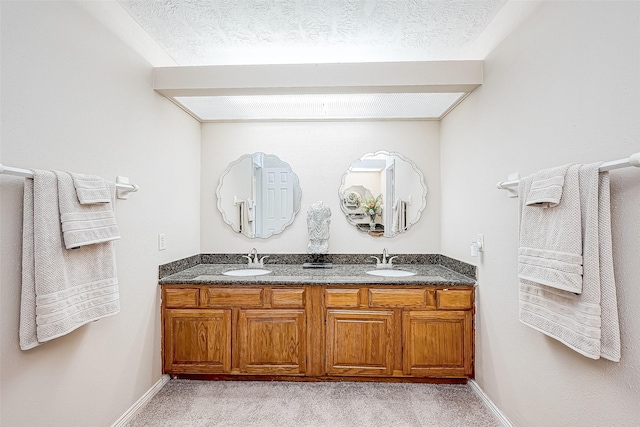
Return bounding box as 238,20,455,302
0,162,139,197
497,152,640,190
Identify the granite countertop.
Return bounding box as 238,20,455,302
159,263,476,286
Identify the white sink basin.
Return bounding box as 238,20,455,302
222,269,271,277
366,269,416,277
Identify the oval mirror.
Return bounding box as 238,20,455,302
339,151,427,237
217,153,302,238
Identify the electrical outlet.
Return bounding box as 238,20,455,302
477,234,484,251
158,234,166,251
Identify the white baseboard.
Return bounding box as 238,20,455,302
468,379,513,427
111,374,170,427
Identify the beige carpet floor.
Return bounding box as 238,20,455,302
126,380,500,427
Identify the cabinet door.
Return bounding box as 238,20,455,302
403,310,473,377
326,310,394,376
163,309,231,374
238,309,306,375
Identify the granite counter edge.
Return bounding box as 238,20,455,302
159,253,477,281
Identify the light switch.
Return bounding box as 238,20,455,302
158,234,166,251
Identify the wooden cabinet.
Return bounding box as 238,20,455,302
163,308,231,374
323,286,474,379
162,285,314,377
161,284,474,381
403,310,473,377
326,309,394,376
238,309,306,374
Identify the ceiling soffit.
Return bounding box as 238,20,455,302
117,1,504,120
153,61,482,121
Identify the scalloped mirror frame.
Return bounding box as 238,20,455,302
338,150,427,237
216,152,302,239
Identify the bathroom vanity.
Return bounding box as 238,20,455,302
159,260,475,383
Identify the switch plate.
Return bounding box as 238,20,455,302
477,234,484,251
158,234,166,251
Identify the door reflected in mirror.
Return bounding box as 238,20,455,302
339,151,427,237
217,153,302,238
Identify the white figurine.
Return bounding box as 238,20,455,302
307,201,331,254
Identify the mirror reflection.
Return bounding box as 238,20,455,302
217,153,302,238
339,151,427,237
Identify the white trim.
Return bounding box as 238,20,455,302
111,374,170,427
468,379,514,427
153,61,483,97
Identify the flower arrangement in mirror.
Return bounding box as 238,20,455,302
361,194,383,229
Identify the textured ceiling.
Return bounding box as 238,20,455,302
118,0,507,66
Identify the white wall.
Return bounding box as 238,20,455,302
441,2,640,426
201,121,440,254
0,2,201,426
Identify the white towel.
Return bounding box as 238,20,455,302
70,172,111,204
20,170,120,350
56,171,120,249
518,164,583,293
392,198,409,233
234,197,254,236
526,175,565,208
519,162,621,361
234,197,246,233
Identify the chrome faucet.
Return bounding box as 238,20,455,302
242,248,269,268
370,248,398,268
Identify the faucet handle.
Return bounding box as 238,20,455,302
370,256,381,265
388,256,398,267
242,255,252,265
259,255,269,265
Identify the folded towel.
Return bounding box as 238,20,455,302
526,175,566,207
55,171,120,249
20,170,120,350
518,164,583,293
519,162,621,361
70,172,111,204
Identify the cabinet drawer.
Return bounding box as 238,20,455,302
436,289,473,309
325,289,360,307
271,288,305,308
206,288,264,307
164,288,199,308
369,288,427,308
